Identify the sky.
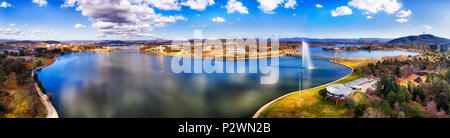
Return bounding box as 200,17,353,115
0,0,449,40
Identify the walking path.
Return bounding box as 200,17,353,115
252,59,357,118
31,61,59,118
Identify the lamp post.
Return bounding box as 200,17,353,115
298,68,303,101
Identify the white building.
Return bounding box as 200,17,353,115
345,78,370,90
326,84,353,96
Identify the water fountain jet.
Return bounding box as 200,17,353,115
301,40,314,69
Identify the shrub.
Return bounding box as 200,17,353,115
354,102,370,117
362,107,389,118
346,98,356,109
387,91,396,104
380,101,393,117
401,102,425,118
318,89,327,97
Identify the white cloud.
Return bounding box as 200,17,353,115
331,6,352,17
182,0,215,11
0,24,23,35
396,10,412,18
96,33,106,37
315,4,323,8
49,30,61,37
348,0,402,14
423,25,432,29
28,29,61,39
396,18,408,23
366,16,372,19
61,0,186,39
147,0,181,11
32,0,48,7
257,0,298,14
284,0,297,9
212,17,226,22
0,24,62,39
31,29,49,38
74,23,87,29
0,1,12,8
257,0,283,14
225,0,248,14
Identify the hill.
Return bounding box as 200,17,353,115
388,34,449,44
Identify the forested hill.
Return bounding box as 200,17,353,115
388,34,449,45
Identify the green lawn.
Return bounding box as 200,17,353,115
257,61,367,118
32,57,51,67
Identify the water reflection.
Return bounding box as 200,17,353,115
308,45,419,58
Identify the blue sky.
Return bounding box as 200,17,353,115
0,0,449,40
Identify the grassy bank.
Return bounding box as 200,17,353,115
256,61,368,118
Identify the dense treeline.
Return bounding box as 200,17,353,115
0,54,30,85
361,54,449,78
0,54,46,117
353,52,450,118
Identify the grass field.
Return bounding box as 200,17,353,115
257,61,369,118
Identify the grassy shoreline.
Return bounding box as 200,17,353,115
31,57,59,118
254,59,368,118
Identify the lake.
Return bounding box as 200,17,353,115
35,47,352,117
35,46,419,117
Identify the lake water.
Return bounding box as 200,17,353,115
35,46,419,118
35,48,351,118
308,45,420,58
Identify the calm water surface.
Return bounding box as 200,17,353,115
36,47,352,117
308,45,420,58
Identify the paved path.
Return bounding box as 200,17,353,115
33,80,59,118
252,60,355,118
32,65,59,118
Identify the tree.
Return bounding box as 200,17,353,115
446,70,450,83
4,72,18,90
425,101,440,118
381,101,392,117
354,103,370,117
396,90,406,103
412,86,425,102
401,102,425,118
387,91,396,104
407,81,414,93
394,66,400,77
397,111,405,118
429,79,450,113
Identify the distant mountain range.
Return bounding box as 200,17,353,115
2,34,449,45
279,37,391,42
388,34,450,45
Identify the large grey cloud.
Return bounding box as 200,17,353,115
62,0,187,39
